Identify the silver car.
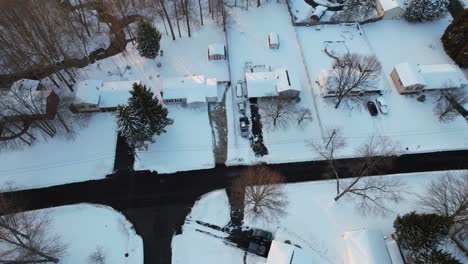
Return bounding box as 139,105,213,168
376,97,388,114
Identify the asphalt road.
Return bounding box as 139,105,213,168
4,150,468,264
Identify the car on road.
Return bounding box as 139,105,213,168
240,117,249,137
375,97,388,114
247,242,267,257
367,101,378,116
236,83,244,98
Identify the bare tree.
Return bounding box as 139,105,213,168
333,0,376,22
294,107,312,126
433,89,468,122
418,172,467,225
310,128,346,196
326,54,382,109
0,194,67,263
336,136,404,215
259,96,296,128
88,246,106,264
231,166,288,221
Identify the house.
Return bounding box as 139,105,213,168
342,229,393,264
73,80,145,112
208,43,226,61
162,75,219,104
245,67,301,99
268,32,280,49
266,240,327,264
318,70,383,97
377,0,405,19
391,62,468,94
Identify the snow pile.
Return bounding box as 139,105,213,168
44,204,143,264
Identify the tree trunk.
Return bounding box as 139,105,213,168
184,0,191,37
174,0,182,38
160,0,176,40
198,0,204,25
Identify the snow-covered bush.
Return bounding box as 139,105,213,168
405,0,449,22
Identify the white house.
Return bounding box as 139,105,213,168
208,43,226,61
378,0,405,19
73,80,144,112
391,62,468,94
342,229,393,264
318,70,383,97
162,75,219,104
245,68,301,98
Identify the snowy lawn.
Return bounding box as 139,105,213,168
134,104,215,173
172,170,468,264
225,3,323,165
297,21,468,156
0,113,116,190
44,204,143,264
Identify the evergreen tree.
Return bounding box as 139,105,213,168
441,9,468,67
405,0,449,22
136,21,162,59
394,212,453,262
116,82,173,150
418,249,463,264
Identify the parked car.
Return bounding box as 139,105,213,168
367,101,378,116
247,242,267,257
238,102,245,114
240,117,249,137
236,83,243,98
375,97,388,114
250,228,273,243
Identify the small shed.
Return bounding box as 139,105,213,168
311,6,328,21
268,32,280,49
208,43,226,61
74,80,103,112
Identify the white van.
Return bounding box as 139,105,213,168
236,83,243,98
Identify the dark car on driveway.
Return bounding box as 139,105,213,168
247,242,267,257
250,229,273,243
367,101,378,116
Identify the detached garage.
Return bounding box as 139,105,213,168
342,229,393,264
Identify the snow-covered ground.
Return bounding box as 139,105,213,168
172,170,468,264
225,3,323,165
0,113,116,190
135,104,215,173
297,19,468,156
37,204,143,264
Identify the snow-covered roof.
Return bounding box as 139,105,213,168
74,80,103,105
269,32,279,45
342,229,392,264
99,80,142,108
394,63,426,87
274,68,300,93
418,64,468,90
208,43,225,56
163,75,218,103
379,0,405,11
245,71,278,98
267,241,328,264
10,79,40,92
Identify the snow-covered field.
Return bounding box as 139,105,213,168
38,203,143,264
172,170,468,264
0,113,116,190
135,104,215,173
225,3,323,165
